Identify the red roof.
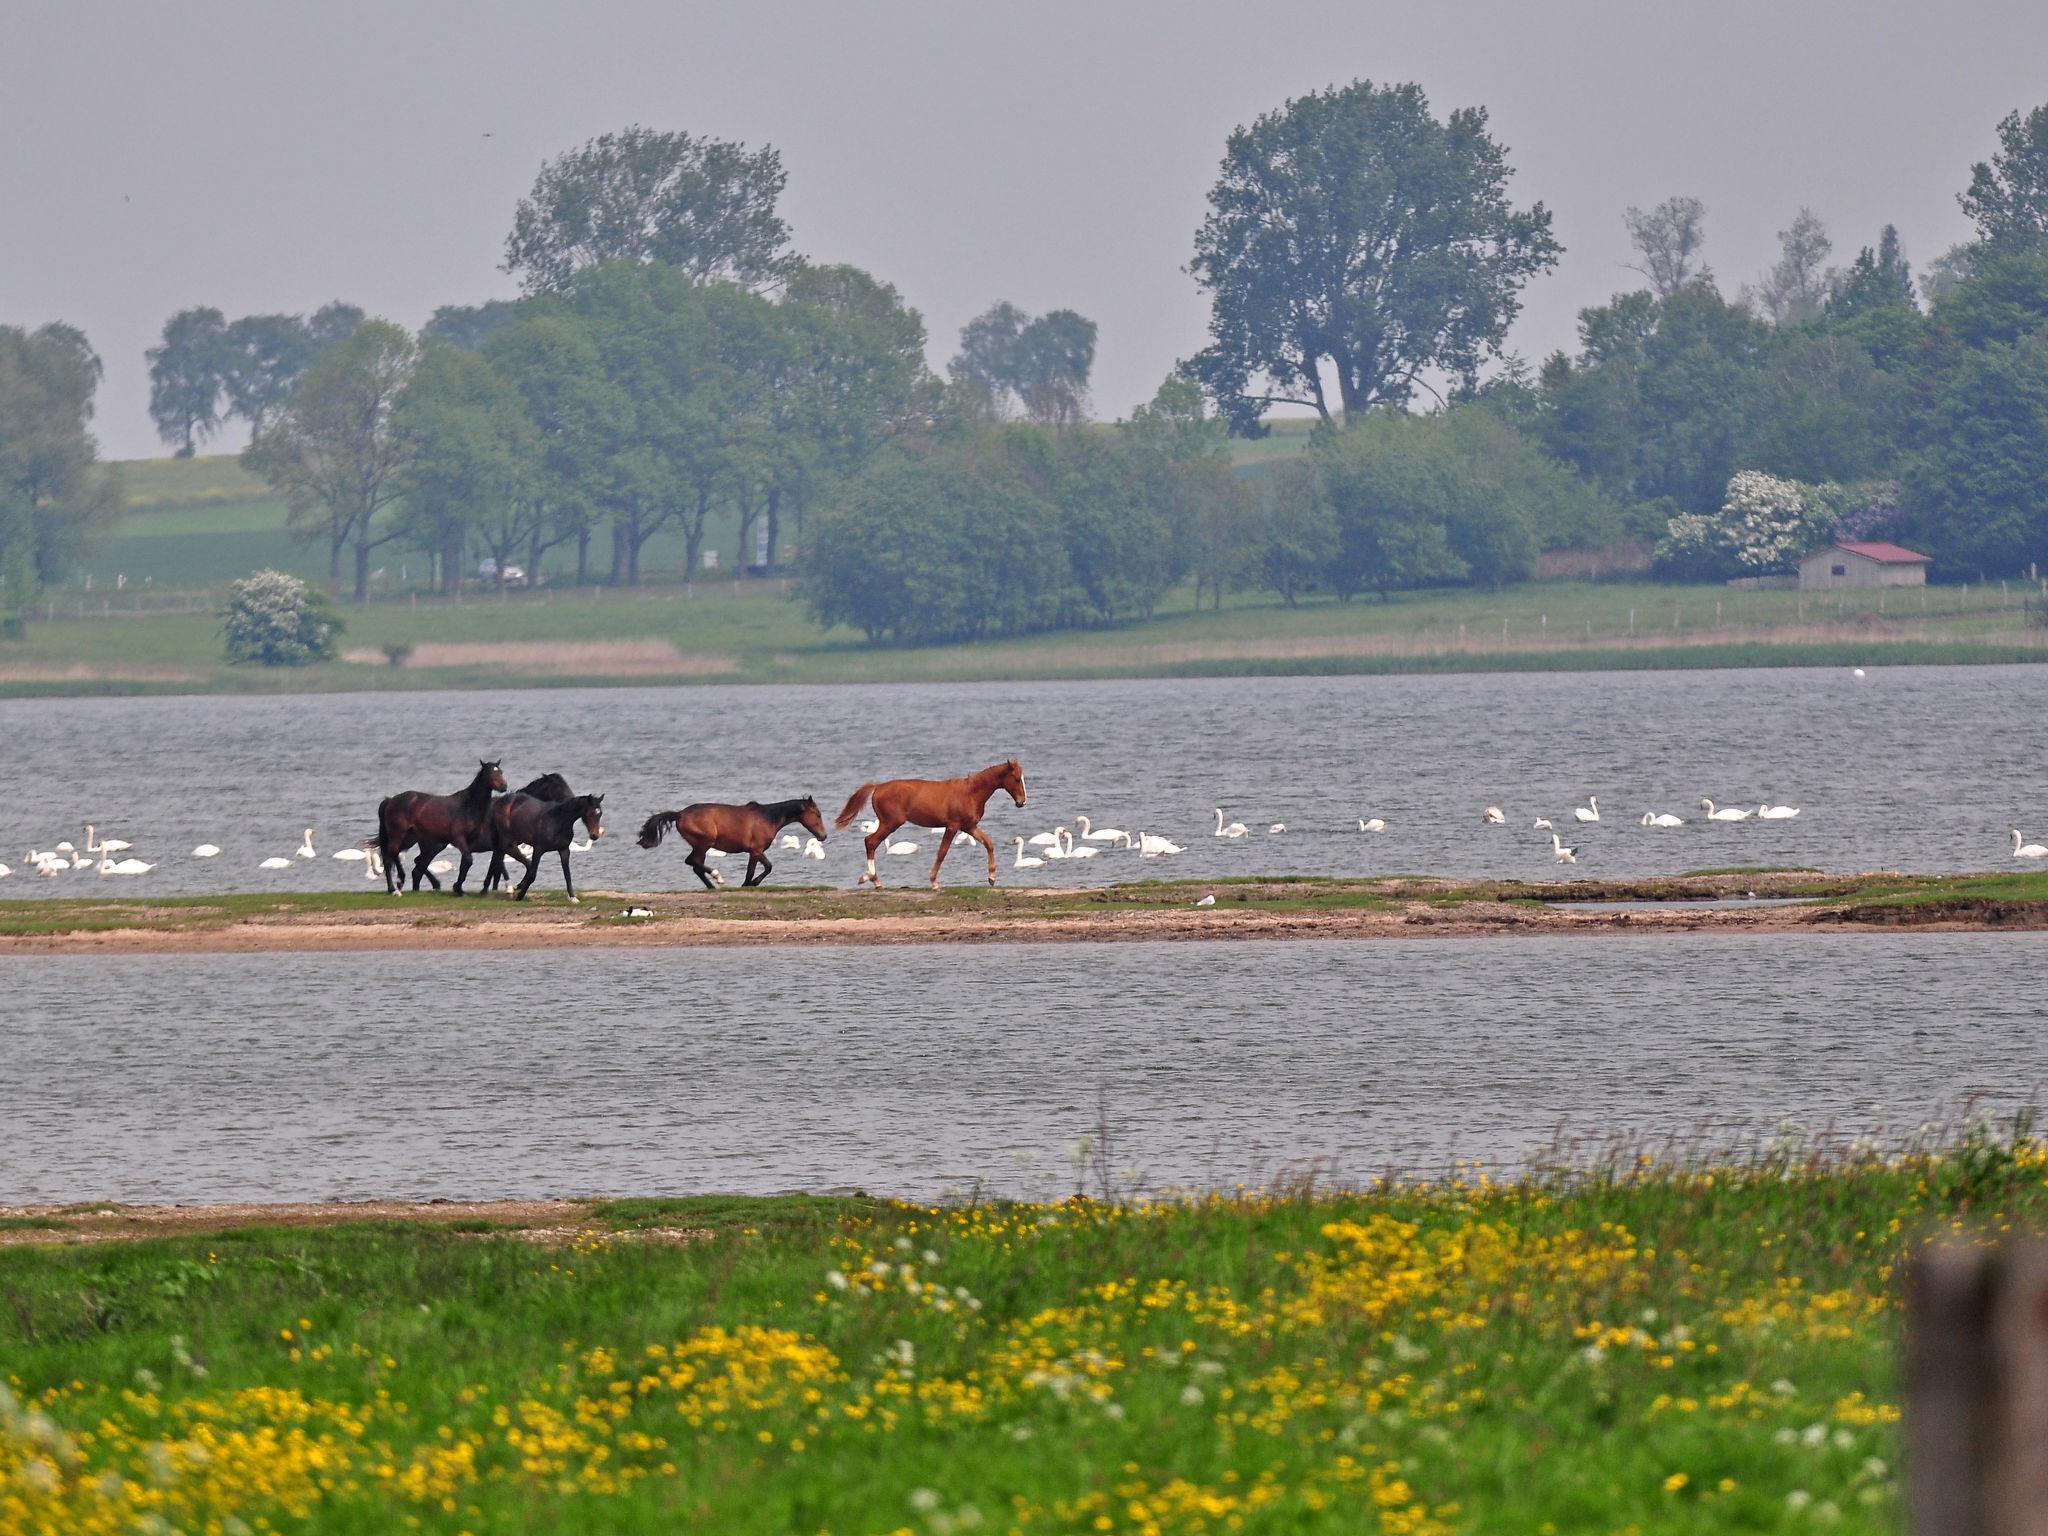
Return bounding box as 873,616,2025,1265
1828,541,1931,564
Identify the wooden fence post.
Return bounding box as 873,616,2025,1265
1907,1240,2048,1535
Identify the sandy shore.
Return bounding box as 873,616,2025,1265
1,872,2038,954
0,1199,718,1247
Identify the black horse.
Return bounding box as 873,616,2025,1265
375,760,506,895
483,773,573,894
488,792,606,902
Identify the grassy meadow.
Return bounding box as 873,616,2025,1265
6,451,2046,696
5,1127,2037,1534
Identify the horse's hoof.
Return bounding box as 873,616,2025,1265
567,897,580,905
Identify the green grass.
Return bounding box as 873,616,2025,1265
5,1128,2039,1532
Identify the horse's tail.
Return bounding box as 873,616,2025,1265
835,783,876,831
638,810,682,850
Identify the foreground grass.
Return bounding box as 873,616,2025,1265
6,1131,2040,1533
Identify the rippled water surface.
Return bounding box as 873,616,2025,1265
4,934,2038,1203
1,665,2043,894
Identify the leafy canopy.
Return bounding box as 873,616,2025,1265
1187,79,1560,434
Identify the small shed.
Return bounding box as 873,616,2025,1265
1797,540,1931,591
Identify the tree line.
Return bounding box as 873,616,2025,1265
11,88,2048,641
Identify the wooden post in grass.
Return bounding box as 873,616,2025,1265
1906,1240,2048,1534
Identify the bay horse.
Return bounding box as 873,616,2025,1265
638,797,828,890
375,759,506,895
483,772,573,894
835,759,1026,889
488,792,607,903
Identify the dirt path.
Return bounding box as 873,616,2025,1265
0,1199,718,1247
1,872,2037,954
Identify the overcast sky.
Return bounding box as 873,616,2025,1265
7,0,2047,461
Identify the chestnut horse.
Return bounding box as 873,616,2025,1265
488,792,606,903
638,797,828,890
375,759,506,896
483,772,574,894
835,759,1026,889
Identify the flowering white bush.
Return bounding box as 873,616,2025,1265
219,569,341,666
1654,471,1840,579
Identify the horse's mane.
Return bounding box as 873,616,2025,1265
752,796,816,823
517,772,573,800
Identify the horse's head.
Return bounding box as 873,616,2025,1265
481,759,507,793
1000,758,1027,808
576,794,606,841
797,797,828,842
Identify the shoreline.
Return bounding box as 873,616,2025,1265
3,871,2043,954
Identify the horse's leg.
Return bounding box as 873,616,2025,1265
967,824,998,886
745,851,772,888
382,828,403,895
453,841,475,896
688,843,717,892
412,840,443,893
560,850,577,905
927,828,958,891
861,818,901,888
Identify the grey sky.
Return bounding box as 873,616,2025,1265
8,0,2046,461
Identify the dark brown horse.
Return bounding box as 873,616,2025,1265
376,759,506,895
483,772,573,894
835,759,1026,889
637,797,828,890
488,792,606,903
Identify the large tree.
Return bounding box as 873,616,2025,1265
504,126,798,295
0,325,119,617
244,320,418,601
146,306,230,456
947,302,1097,428
1186,79,1560,433
396,344,538,594
1749,208,1834,325
1906,328,2048,577
1961,103,2048,249
220,314,313,440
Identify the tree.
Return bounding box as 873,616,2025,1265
1746,334,1898,484
397,344,538,594
219,569,341,665
947,303,1097,428
146,307,229,455
1623,196,1708,297
1961,103,2048,249
505,125,797,295
1905,329,2048,578
1828,226,1916,320
1750,208,1834,325
422,300,524,351
1653,471,1837,580
1125,375,1249,609
220,314,312,440
1187,79,1560,432
1313,414,1470,599
802,438,1067,643
244,320,418,601
1260,458,1335,605
0,324,119,618
481,308,618,584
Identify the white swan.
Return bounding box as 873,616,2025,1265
1573,796,1600,823
429,857,454,875
100,856,155,876
1267,822,1287,835
1137,833,1184,856
1012,837,1045,870
53,841,74,854
1641,812,1685,828
1076,815,1128,844
858,819,880,835
2015,830,2048,859
801,837,826,860
85,826,132,856
778,834,802,851
1213,809,1249,838
1358,818,1386,833
296,829,316,859
1533,817,1553,831
1757,803,1801,820
1040,827,1073,859
1699,799,1752,822
885,840,919,855
1058,829,1099,860
1482,806,1506,825
1027,830,1062,848
0,862,9,878
1551,832,1577,864
1194,893,1216,907
258,856,292,869
192,844,222,858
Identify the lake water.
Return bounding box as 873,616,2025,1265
3,933,2038,1204
1,664,2043,896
